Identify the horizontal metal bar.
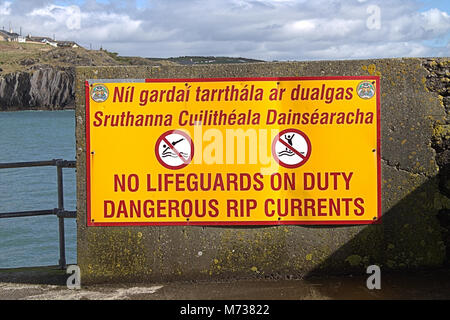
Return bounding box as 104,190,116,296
0,159,76,169
58,160,76,168
0,160,57,169
0,209,56,218
0,159,76,270
0,209,76,219
56,210,77,218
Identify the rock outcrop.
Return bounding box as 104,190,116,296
0,44,264,111
0,67,75,111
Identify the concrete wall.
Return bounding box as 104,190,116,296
75,58,450,284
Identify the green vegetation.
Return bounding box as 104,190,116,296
0,42,53,73
0,42,264,75
0,42,124,74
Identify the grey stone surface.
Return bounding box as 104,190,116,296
2,266,450,300
75,58,449,284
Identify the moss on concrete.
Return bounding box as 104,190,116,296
75,58,449,284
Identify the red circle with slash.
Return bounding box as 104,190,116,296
155,130,194,170
272,129,312,168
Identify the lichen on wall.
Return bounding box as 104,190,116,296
75,58,450,284
425,58,450,264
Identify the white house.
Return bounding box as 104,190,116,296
0,30,19,42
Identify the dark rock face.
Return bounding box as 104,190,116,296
425,59,450,265
427,59,450,179
0,67,75,111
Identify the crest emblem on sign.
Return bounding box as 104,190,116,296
91,84,109,102
357,81,375,99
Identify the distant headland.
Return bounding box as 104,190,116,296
0,33,263,111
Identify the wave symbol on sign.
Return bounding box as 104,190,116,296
162,150,189,159
277,134,305,157
161,138,189,159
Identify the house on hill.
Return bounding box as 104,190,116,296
1,31,82,48
0,30,19,42
26,36,57,46
56,41,80,48
25,36,81,48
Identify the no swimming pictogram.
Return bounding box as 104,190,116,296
272,129,312,168
155,130,194,170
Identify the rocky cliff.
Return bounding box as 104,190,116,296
0,43,264,111
0,67,75,111
0,44,173,111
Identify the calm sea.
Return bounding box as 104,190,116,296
0,110,76,268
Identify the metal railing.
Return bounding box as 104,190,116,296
0,159,76,269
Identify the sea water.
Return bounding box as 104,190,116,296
0,110,76,268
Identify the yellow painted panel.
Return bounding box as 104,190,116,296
86,77,380,226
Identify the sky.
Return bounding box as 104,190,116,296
0,0,448,61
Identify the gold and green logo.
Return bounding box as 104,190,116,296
356,81,375,99
91,84,109,102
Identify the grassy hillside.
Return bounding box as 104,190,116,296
0,42,53,74
0,42,264,75
0,42,169,74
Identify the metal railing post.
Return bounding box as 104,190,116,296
0,159,76,268
56,160,67,269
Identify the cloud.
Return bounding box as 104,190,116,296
0,1,11,15
421,8,450,34
28,4,82,30
0,0,448,60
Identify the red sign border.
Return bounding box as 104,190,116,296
85,76,381,227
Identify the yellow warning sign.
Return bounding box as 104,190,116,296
85,76,380,226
